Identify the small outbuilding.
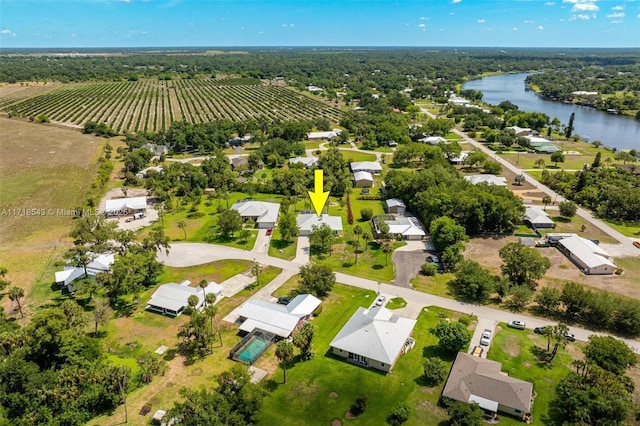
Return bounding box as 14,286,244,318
524,206,555,229
385,198,406,214
353,171,374,188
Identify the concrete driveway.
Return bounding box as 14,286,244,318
392,240,428,288
469,317,497,358
252,228,270,254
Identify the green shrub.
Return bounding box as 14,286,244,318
421,263,437,276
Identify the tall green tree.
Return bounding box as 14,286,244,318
430,320,471,353
565,112,575,138
298,263,336,299
585,336,636,375
292,322,315,361
278,212,299,242
217,209,242,238
499,242,550,288
8,287,24,317
448,261,494,303
275,340,295,384
309,223,335,254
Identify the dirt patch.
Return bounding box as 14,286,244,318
331,420,341,426
419,386,438,394
191,368,202,376
291,380,320,400
345,411,356,419
502,335,521,357
329,391,339,399
523,362,531,367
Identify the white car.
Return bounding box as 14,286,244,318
375,295,386,307
508,320,526,330
480,329,492,346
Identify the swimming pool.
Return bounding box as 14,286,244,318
235,336,271,364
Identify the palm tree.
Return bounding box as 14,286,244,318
177,220,187,240
535,158,545,169
542,195,552,211
0,266,10,291
353,225,363,242
187,294,199,311
275,340,295,384
353,240,361,264
251,261,262,286
8,286,24,317
361,232,371,252
204,295,222,351
548,324,569,362
198,279,208,304
382,243,392,266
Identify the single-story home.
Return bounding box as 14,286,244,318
385,198,406,214
55,252,115,289
231,200,280,229
558,235,618,275
297,213,343,236
136,166,163,179
350,161,383,175
228,135,253,146
141,143,168,157
448,96,472,107
307,129,341,140
442,352,534,421
507,126,534,137
330,306,417,373
448,151,469,165
104,196,147,217
236,294,321,338
463,175,507,186
353,171,374,188
307,85,323,94
524,136,562,153
383,216,426,240
524,206,555,229
289,156,318,169
230,157,250,170
147,280,222,317
418,136,447,145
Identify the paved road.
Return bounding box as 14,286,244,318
159,242,640,353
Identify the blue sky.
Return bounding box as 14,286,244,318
1,0,639,48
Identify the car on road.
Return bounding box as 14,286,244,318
375,295,386,307
480,329,492,346
564,332,576,342
266,227,273,236
277,296,291,305
125,217,134,223
472,346,483,357
508,320,526,330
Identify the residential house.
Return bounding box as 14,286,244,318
382,216,426,240
442,352,534,421
147,280,222,317
350,161,383,175
448,96,472,107
524,206,555,229
141,143,168,157
289,156,318,169
330,306,416,373
231,157,249,170
507,126,534,137
228,135,253,146
136,165,163,179
353,171,374,188
231,200,280,229
524,136,562,153
104,196,148,217
236,294,321,338
558,235,618,275
307,85,323,94
385,198,406,214
55,252,115,290
307,129,341,140
448,151,469,165
464,175,507,186
418,136,447,145
296,213,343,236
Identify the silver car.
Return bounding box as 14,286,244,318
480,329,492,346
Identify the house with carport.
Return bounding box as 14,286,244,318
524,206,554,229
231,200,280,229
442,352,534,421
147,280,222,317
330,306,416,373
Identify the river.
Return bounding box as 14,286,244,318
462,73,640,151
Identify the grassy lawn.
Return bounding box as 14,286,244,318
410,273,455,298
487,324,576,425
603,218,640,238
548,212,618,244
339,150,377,163
157,259,253,286
258,290,466,426
386,297,407,309
271,274,301,298
268,227,298,260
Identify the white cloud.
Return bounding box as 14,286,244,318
606,12,624,17
420,16,428,20
570,13,591,19
452,0,462,3
1,29,17,37
538,25,544,29
449,12,455,15
418,23,426,28
612,5,624,10
610,19,623,23
523,20,534,24
545,1,555,4
572,3,599,11
477,19,486,23
512,27,518,30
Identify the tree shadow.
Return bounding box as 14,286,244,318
529,345,554,368
271,238,293,251
372,264,384,270
552,216,571,223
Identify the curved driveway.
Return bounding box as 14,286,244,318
159,242,640,353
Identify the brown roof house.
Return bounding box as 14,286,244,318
442,352,534,421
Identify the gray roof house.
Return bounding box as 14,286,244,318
350,161,383,174
418,136,447,145
385,198,406,214
558,235,617,275
147,280,223,317
231,200,280,229
104,196,148,217
296,213,343,236
442,352,534,421
353,171,374,188
54,252,115,290
524,206,555,229
464,175,507,186
330,306,416,373
289,156,318,169
383,216,426,240
236,294,321,338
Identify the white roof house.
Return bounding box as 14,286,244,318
507,126,533,136
330,306,417,372
237,294,321,338
104,196,148,216
558,236,617,275
147,280,222,316
289,156,318,168
307,129,341,140
418,136,447,145
296,213,343,236
524,206,555,228
136,165,163,179
55,252,115,289
464,175,507,186
307,85,323,93
524,135,551,144
353,171,374,187
231,200,280,228
385,198,406,214
350,161,383,174
384,217,426,240
448,151,469,165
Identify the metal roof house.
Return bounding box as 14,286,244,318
289,156,319,169
353,171,374,188
558,235,618,275
524,206,555,229
350,161,383,174
231,200,280,229
418,136,447,145
464,175,508,186
236,294,321,338
385,198,406,214
383,216,426,240
104,197,148,217
147,280,222,317
330,306,416,373
296,213,343,236
442,352,534,421
54,252,115,290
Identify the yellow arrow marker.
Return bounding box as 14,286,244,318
308,169,329,216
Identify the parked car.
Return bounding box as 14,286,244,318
564,332,576,342
266,227,273,236
472,345,483,357
375,295,386,307
480,329,492,346
508,320,526,330
277,296,291,305
533,327,544,334
125,217,134,223
633,241,640,249
427,254,440,263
